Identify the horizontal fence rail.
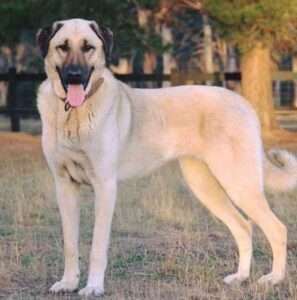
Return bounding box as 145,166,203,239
0,67,297,132
0,72,172,82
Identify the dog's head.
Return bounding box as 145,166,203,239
37,19,113,108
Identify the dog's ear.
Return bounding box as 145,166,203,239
36,23,64,58
90,21,114,65
36,26,52,58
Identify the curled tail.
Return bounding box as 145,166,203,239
264,149,297,192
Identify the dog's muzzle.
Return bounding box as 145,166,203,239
56,65,95,111
67,67,84,85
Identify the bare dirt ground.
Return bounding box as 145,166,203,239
1,133,297,299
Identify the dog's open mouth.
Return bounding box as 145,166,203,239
56,66,94,110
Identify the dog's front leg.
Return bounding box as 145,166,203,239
78,176,117,297
50,175,80,293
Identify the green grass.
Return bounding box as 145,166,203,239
1,133,297,299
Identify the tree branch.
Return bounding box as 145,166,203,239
180,0,202,11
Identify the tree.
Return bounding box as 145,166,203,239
0,0,163,70
156,1,226,76
204,0,297,140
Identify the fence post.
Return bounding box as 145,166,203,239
156,72,163,88
7,67,20,132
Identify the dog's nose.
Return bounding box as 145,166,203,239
67,67,83,84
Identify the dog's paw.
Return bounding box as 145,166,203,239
258,272,284,285
223,272,248,285
78,285,104,297
49,279,79,293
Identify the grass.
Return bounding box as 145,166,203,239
1,132,297,299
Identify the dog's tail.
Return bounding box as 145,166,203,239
264,149,297,192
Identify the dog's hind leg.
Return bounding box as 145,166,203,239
204,143,287,285
179,157,253,284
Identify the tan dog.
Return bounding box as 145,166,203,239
37,18,297,297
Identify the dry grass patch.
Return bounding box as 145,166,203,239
1,133,297,299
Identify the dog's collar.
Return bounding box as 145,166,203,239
61,77,105,112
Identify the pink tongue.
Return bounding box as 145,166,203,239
66,84,86,107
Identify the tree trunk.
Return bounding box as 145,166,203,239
203,18,214,74
241,43,276,138
293,55,297,108
203,15,214,85
160,23,176,86
137,7,157,87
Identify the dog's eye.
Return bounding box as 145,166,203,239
57,44,69,53
82,44,95,53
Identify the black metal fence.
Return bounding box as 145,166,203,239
3,67,297,132
1,67,297,133
13,68,297,134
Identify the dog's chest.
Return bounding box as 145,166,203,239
58,108,93,143
55,118,94,185
56,142,94,185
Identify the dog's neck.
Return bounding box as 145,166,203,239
87,77,105,99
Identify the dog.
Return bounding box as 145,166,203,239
36,18,297,297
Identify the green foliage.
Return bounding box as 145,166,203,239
0,0,61,46
204,0,297,52
0,0,163,58
133,0,158,9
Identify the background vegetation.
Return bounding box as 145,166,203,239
0,0,163,66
